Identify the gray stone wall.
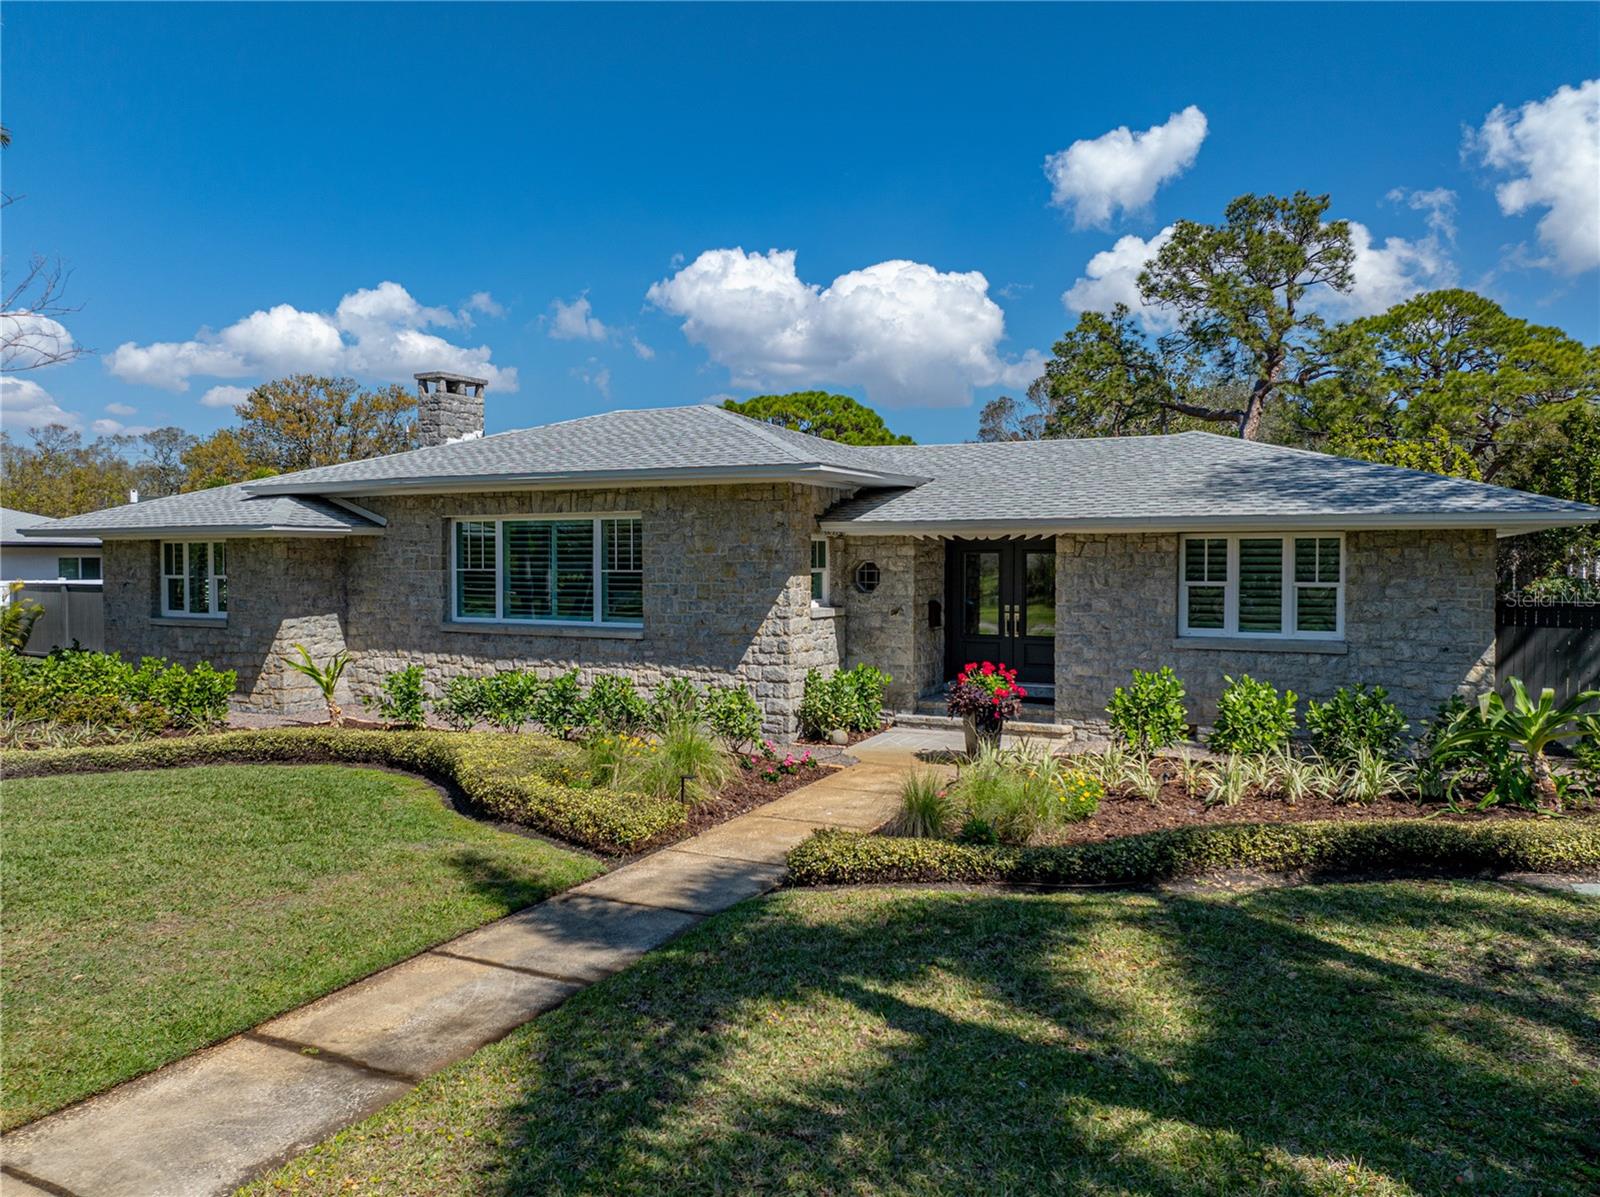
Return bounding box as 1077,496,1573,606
835,535,945,708
100,537,350,716
1052,528,1497,733
338,482,845,736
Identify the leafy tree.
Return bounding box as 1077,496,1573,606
1302,289,1598,480
133,427,198,498
1137,191,1355,439
0,427,138,516
233,375,417,472
722,391,913,445
1493,398,1600,591
181,428,277,491
1324,427,1481,480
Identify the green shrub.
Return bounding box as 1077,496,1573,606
798,669,848,739
481,671,542,732
281,645,350,726
533,669,585,739
840,664,891,732
435,675,491,732
786,818,1600,888
1106,666,1188,751
649,677,701,730
582,674,650,736
2,583,44,652
1,648,233,735
1305,684,1408,762
944,742,1097,845
1209,674,1297,756
363,664,427,729
702,685,763,752
0,728,684,854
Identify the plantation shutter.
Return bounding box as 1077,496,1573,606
1237,538,1283,633
552,520,595,620
455,521,498,617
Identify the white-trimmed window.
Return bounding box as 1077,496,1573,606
451,515,643,626
810,538,830,606
1179,534,1343,639
161,541,227,618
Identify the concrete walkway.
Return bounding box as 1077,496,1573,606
0,764,907,1197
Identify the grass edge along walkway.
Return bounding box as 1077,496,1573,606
0,760,907,1197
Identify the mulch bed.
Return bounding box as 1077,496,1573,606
1044,781,1588,846
679,764,836,838
796,723,889,749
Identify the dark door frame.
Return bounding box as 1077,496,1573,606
943,538,1056,687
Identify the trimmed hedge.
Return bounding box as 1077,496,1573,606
785,819,1600,887
0,729,686,855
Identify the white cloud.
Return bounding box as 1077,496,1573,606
199,385,252,409
631,337,655,360
572,360,612,399
1386,187,1458,241
0,312,78,372
1469,78,1600,275
105,402,137,417
1322,220,1457,318
106,281,518,393
1044,106,1208,229
460,291,505,320
1061,226,1178,330
548,295,610,342
647,248,1037,408
90,418,125,436
0,376,80,431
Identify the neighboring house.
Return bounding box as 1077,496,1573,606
2,505,106,653
2,506,103,583
20,371,1600,734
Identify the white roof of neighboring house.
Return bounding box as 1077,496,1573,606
18,406,1600,539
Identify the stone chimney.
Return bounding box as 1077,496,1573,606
414,372,487,447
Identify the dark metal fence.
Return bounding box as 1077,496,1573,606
1496,599,1600,701
9,581,105,654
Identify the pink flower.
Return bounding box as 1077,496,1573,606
981,662,995,676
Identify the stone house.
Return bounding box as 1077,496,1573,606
23,372,1600,735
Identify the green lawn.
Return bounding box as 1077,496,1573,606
1,764,600,1128
250,879,1597,1197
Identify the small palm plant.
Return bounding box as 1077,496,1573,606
1435,679,1599,809
283,644,351,726
1,582,44,652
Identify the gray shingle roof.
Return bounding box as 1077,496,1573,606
2,505,100,546
17,484,384,539
820,433,1600,533
245,405,925,496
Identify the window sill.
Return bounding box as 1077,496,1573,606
440,620,644,640
150,615,228,627
810,605,841,620
1171,636,1347,656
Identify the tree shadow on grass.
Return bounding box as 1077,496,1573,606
461,881,1598,1197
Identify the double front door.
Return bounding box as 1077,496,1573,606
946,539,1056,687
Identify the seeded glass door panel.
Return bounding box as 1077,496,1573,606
946,539,1057,688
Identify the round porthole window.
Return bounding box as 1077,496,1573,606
854,561,881,593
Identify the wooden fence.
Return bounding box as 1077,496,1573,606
1496,600,1600,702
8,581,105,654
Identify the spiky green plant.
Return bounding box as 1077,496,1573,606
1338,745,1415,805
1434,679,1600,809
1204,754,1250,807
895,769,955,838
282,644,350,726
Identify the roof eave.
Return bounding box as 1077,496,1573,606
19,524,384,540
245,462,930,497
819,511,1600,537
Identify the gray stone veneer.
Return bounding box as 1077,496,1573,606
1052,529,1497,732
834,536,944,708
99,483,844,736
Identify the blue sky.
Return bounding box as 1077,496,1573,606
4,2,1597,445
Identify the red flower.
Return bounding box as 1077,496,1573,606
981,662,995,675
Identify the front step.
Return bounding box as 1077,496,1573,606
893,709,1075,740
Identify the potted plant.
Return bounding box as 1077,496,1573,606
947,661,1026,755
